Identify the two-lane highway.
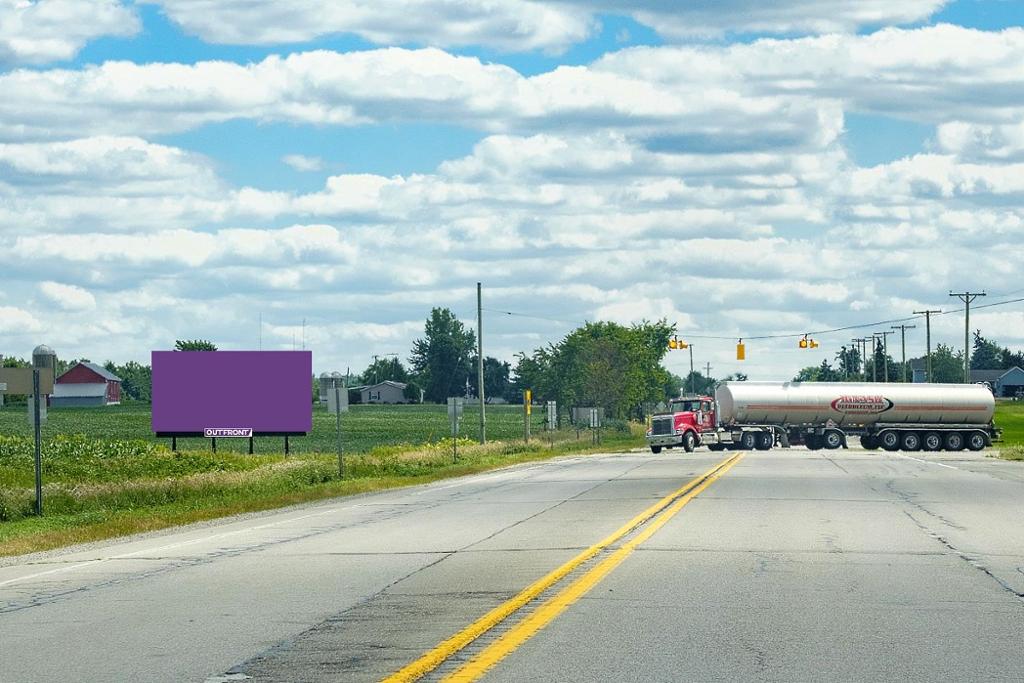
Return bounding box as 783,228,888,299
2,446,1022,681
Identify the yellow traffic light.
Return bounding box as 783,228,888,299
799,338,808,349
679,340,688,349
736,341,745,361
810,339,819,349
668,337,678,349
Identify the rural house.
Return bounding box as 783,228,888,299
51,362,123,407
359,381,408,404
970,367,1024,398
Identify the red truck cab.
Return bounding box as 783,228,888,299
646,395,715,453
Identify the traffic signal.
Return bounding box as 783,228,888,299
799,335,819,349
668,337,678,349
799,337,808,349
736,340,745,361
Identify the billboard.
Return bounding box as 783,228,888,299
152,351,312,436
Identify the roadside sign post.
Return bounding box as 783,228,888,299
589,408,601,445
32,369,43,516
448,398,464,462
334,386,344,477
546,401,557,448
524,390,532,443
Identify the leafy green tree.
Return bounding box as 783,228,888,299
929,343,966,383
363,356,409,385
971,331,1002,370
793,366,820,382
409,308,476,403
104,361,152,402
175,339,217,351
468,356,511,402
835,345,862,379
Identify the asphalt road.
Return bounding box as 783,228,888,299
1,446,1022,682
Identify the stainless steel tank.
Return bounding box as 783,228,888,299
716,381,994,426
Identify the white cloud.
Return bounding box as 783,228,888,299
146,0,592,53
39,281,96,310
0,0,138,65
0,305,42,333
282,154,324,171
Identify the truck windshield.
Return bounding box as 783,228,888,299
670,400,700,412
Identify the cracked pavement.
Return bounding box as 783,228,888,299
1,447,1023,681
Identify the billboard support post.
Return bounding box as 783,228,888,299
285,436,290,456
248,437,254,455
335,385,344,477
32,369,43,516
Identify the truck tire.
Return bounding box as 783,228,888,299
944,432,964,451
739,432,757,450
823,430,843,450
806,435,822,450
756,432,773,450
682,431,697,453
900,431,921,451
650,445,662,454
860,435,879,450
708,443,727,452
880,430,900,451
922,432,942,451
967,432,987,451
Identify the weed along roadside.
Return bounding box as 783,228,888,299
0,426,645,558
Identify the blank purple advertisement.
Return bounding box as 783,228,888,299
152,351,312,435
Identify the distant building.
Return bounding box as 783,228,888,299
359,380,408,404
971,367,1024,398
910,358,927,383
51,362,122,407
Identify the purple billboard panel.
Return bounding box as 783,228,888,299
152,351,312,435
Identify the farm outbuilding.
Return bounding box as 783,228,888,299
51,362,122,407
971,367,1024,398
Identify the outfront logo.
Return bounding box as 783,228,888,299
830,396,894,415
204,428,253,438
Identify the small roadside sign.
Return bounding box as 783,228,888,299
546,401,557,431
0,368,53,395
327,385,349,414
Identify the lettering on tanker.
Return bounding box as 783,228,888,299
830,395,894,415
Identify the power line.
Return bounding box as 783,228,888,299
483,296,1024,345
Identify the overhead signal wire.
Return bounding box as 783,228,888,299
482,295,1024,344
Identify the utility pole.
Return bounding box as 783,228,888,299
874,331,894,382
949,291,986,383
913,309,941,382
687,344,694,394
852,338,867,378
477,282,486,444
704,362,712,393
891,324,916,383
870,335,877,382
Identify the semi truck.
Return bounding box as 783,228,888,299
646,381,1000,453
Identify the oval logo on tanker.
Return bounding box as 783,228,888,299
830,395,894,414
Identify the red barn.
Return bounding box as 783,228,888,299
52,362,122,407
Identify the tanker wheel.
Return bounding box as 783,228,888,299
682,432,697,453
880,430,900,451
922,432,942,452
860,435,879,450
823,430,843,450
650,445,662,454
967,432,987,451
900,431,921,451
805,435,823,451
739,432,757,451
944,432,964,451
755,433,773,450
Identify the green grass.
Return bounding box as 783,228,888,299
0,406,644,556
0,402,562,454
994,400,1024,448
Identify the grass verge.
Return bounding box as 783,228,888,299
0,429,645,558
999,445,1024,461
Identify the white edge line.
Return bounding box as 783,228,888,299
894,454,959,470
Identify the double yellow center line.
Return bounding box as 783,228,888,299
383,451,745,683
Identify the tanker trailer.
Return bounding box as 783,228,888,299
714,381,999,452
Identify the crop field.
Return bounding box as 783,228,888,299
0,402,585,455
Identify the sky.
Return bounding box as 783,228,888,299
2,0,1024,382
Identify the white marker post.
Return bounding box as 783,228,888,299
448,398,464,463
328,384,349,477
